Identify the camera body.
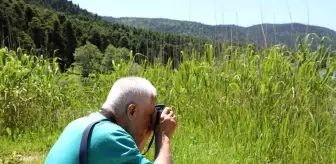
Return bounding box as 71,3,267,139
143,104,166,155
153,104,165,127
155,104,165,114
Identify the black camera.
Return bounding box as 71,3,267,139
153,104,165,127
155,104,165,114
143,104,165,155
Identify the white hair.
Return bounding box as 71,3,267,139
101,76,157,117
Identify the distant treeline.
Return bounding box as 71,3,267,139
0,0,244,72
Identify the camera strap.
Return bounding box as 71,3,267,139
142,109,162,155
79,109,161,163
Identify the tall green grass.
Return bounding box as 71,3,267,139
1,36,336,163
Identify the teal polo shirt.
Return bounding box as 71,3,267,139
45,112,157,164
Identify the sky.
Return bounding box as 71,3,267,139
70,0,336,31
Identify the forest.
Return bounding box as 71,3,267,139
0,0,239,74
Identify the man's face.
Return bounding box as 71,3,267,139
126,95,156,152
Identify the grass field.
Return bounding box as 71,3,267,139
1,38,336,163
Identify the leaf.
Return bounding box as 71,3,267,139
261,83,266,96
6,127,12,137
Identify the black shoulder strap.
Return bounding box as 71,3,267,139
142,109,162,155
79,118,111,164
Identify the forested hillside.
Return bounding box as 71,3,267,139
104,17,336,49
0,0,219,72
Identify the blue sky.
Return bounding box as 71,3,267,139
70,0,335,31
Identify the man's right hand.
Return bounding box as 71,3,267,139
153,107,177,164
155,107,177,138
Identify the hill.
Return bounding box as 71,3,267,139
0,0,215,72
2,0,335,74
104,17,336,49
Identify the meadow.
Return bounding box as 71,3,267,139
1,35,336,163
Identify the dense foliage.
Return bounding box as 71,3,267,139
0,0,221,72
1,39,336,162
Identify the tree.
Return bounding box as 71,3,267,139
63,21,77,69
102,44,130,73
102,44,117,73
118,35,129,48
73,41,103,77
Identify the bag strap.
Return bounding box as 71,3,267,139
79,117,112,164
142,108,162,155
79,109,159,163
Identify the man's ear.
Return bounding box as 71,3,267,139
127,103,137,119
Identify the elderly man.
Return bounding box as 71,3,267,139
45,76,177,164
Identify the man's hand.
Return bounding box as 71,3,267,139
153,107,177,164
155,107,177,138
